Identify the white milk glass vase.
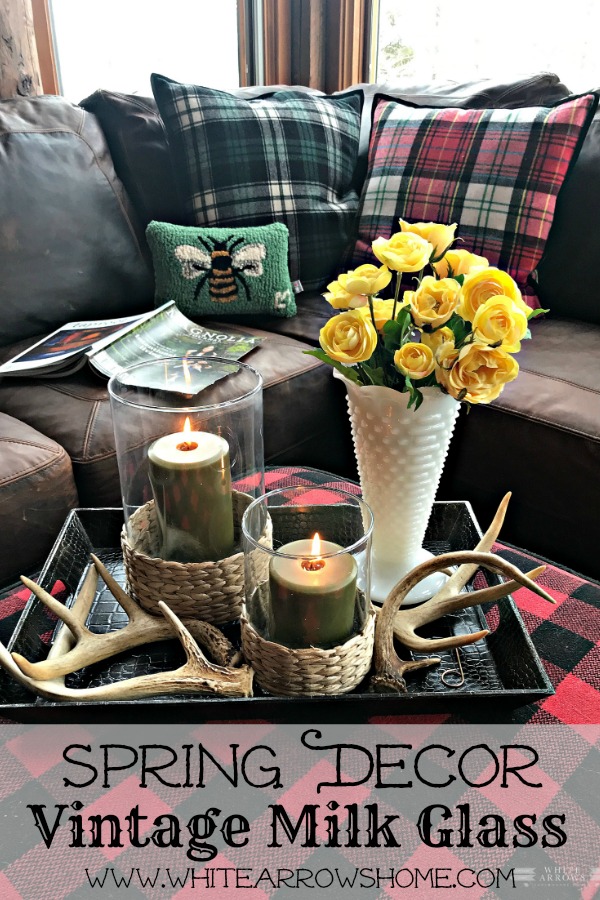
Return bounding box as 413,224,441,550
335,373,460,606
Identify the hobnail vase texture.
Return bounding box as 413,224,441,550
337,375,460,604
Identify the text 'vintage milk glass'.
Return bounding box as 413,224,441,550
108,357,263,563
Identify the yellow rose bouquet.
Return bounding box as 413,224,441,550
307,220,546,410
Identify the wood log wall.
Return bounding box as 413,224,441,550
0,0,42,100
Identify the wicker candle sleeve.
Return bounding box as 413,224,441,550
148,422,234,563
269,536,357,647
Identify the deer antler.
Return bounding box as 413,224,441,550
12,554,241,681
392,492,543,652
372,549,554,694
0,600,253,702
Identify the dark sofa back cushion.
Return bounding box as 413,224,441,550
0,95,153,347
536,107,600,324
80,90,185,229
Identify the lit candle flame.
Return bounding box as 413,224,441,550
301,533,325,572
176,417,198,452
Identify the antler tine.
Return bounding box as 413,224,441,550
12,559,241,681
394,565,547,652
45,564,98,674
90,553,141,620
158,601,214,669
393,554,552,653
19,575,90,641
156,601,253,695
431,492,512,604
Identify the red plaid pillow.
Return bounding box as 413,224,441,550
354,93,597,305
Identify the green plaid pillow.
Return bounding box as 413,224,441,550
151,74,362,292
146,221,297,318
354,93,598,304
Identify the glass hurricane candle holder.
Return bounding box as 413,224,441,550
108,357,264,565
241,486,373,649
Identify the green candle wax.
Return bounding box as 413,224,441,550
268,538,357,648
148,429,234,563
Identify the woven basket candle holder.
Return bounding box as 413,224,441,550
121,490,272,624
240,485,375,695
240,598,376,696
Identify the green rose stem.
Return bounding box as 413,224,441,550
391,270,403,321
268,536,358,648
367,294,389,385
148,422,234,563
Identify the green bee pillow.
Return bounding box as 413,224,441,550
146,221,297,318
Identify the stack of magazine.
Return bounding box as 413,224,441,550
0,302,262,387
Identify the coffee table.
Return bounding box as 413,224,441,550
0,466,598,725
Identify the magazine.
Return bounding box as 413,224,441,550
0,302,262,384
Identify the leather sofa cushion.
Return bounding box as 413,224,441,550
0,329,354,507
536,110,600,325
440,318,600,579
0,413,79,585
0,95,153,347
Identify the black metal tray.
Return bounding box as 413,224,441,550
0,503,553,722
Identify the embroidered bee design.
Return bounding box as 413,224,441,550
174,235,266,304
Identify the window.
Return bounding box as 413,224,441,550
374,0,600,94
49,0,240,102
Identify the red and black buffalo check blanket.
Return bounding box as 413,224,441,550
0,466,598,726
0,470,598,899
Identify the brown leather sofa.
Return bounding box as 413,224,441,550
0,73,598,585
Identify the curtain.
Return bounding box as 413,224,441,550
252,0,373,92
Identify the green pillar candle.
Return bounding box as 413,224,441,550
268,536,357,648
148,423,234,563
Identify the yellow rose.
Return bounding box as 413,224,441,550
319,310,378,364
436,341,519,404
323,278,365,310
459,267,523,322
409,275,461,328
372,232,433,272
472,295,529,353
344,263,392,296
393,342,435,379
357,298,396,331
323,265,391,309
433,249,489,279
399,219,457,258
421,326,455,355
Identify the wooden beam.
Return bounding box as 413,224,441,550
0,0,42,100
31,0,59,94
